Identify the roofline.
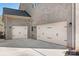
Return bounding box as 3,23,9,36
3,7,31,17
3,7,23,12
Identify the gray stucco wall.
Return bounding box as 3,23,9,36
20,3,72,25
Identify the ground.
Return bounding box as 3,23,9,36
0,39,68,56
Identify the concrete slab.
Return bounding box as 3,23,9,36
33,49,68,56
0,39,68,56
0,47,43,56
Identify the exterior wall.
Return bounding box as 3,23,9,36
75,4,79,51
4,15,31,39
20,3,72,25
20,3,33,13
0,16,4,32
20,3,73,49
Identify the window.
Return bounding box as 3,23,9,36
32,4,34,8
32,3,37,8
31,26,33,31
31,26,36,31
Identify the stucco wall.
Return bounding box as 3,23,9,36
20,3,72,25
76,4,79,51
0,16,4,32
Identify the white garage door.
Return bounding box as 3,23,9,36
12,26,28,39
37,21,67,46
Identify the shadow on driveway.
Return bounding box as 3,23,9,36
0,39,67,49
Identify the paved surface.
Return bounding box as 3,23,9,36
0,39,68,56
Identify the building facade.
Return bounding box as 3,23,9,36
3,3,79,53
20,3,74,49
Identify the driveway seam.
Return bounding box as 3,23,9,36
32,48,47,56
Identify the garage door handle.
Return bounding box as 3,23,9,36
64,40,67,41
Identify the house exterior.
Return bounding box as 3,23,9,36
19,3,74,50
2,3,79,53
3,8,31,39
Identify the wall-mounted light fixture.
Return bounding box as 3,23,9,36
69,22,72,26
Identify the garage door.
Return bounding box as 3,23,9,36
12,26,28,39
37,21,67,46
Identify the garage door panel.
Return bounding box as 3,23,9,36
12,26,28,39
37,21,67,46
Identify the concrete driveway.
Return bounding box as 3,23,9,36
0,39,68,56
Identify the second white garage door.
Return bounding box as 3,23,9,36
37,21,67,46
12,26,28,39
